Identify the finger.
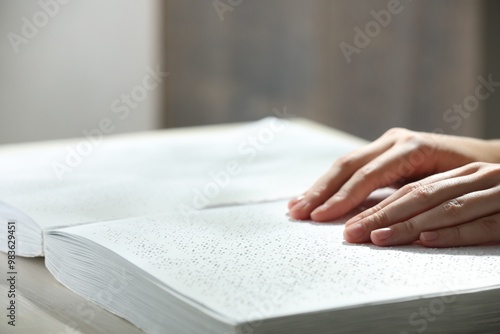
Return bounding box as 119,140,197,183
288,195,304,210
344,175,476,244
369,187,500,246
344,162,482,228
288,136,395,220
419,213,500,247
310,141,429,222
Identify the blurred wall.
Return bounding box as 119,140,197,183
0,0,162,144
164,0,485,140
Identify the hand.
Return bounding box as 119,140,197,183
288,128,500,222
343,162,500,247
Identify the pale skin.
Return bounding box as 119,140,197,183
288,128,500,247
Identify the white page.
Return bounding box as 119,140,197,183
50,199,500,324
0,118,363,231
0,120,242,230
0,118,366,257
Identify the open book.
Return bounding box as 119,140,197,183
1,118,500,333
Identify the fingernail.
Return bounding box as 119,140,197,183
291,200,309,211
372,228,393,241
344,223,365,239
289,195,305,207
295,195,305,201
421,231,438,241
288,199,299,210
311,203,329,215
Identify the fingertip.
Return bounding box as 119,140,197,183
311,200,355,223
288,210,310,220
419,231,442,247
343,223,366,242
310,207,343,223
370,228,393,246
288,200,312,220
420,231,439,242
310,204,330,221
287,195,305,210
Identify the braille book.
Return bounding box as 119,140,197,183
1,118,500,334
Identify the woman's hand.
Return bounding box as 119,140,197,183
288,127,500,246
343,162,500,247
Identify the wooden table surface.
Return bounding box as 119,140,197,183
0,252,145,334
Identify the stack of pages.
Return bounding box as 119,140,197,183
1,118,499,333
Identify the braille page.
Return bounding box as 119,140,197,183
0,119,269,228
0,118,366,257
0,118,351,229
49,199,500,324
0,118,363,233
0,123,250,256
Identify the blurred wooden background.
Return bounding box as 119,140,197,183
164,0,498,140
